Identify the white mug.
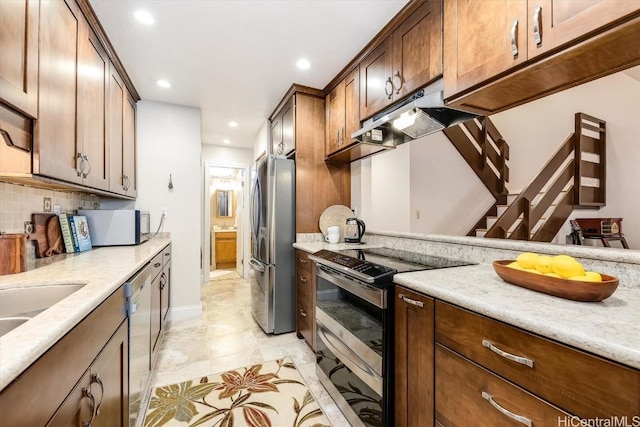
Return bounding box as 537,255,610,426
325,233,339,244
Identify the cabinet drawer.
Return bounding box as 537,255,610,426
435,301,640,419
296,300,314,349
296,267,313,306
162,243,171,266
150,252,163,279
296,250,311,273
436,344,570,427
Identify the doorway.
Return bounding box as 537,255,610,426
203,162,250,282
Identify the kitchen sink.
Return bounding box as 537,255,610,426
0,284,86,336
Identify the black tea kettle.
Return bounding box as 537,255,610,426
344,218,366,243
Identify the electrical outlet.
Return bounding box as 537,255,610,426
161,207,167,218
43,197,52,212
24,221,33,234
416,210,421,220
351,207,358,217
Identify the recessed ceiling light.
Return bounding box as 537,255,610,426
296,58,311,70
157,79,171,88
134,10,154,25
228,121,238,128
223,139,231,145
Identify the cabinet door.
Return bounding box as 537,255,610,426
215,232,237,268
108,65,125,194
0,0,39,118
35,0,83,183
91,321,129,427
280,97,295,156
344,67,360,145
360,36,394,119
78,28,109,190
46,371,92,427
325,80,345,156
392,0,443,100
122,94,137,197
443,0,528,100
528,0,640,58
270,112,282,155
151,272,162,362
161,264,171,323
395,286,434,427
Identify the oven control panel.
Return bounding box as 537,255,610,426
309,249,397,283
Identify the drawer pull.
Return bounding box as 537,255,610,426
299,309,307,317
298,258,308,264
482,339,534,368
299,276,308,283
399,294,424,308
481,392,532,427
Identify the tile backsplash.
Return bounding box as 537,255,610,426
0,182,99,233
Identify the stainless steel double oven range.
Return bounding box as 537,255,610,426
309,247,474,427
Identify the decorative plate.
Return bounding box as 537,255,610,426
318,205,354,239
493,260,618,302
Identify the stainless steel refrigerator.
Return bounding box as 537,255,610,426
249,154,296,334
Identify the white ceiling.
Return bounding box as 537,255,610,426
89,0,410,149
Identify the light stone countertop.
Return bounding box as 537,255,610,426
295,239,640,370
0,237,171,391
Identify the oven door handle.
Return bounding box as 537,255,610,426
317,321,383,395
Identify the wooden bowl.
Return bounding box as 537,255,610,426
493,260,619,302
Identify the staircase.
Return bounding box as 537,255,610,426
444,112,606,242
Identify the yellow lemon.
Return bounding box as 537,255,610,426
551,256,584,278
524,268,542,275
568,275,599,282
584,271,603,282
516,252,539,269
545,272,561,278
507,261,524,270
534,255,553,274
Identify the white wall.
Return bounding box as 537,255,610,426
201,145,254,166
254,120,269,161
351,70,640,247
135,100,202,321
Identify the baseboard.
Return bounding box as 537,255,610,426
167,304,202,322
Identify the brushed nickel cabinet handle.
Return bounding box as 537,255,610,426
482,339,534,367
77,152,85,177
82,154,92,178
299,309,307,317
341,127,345,144
533,5,542,45
299,276,308,283
399,293,424,308
384,77,393,99
81,387,97,427
91,373,104,415
393,71,403,94
482,392,532,427
511,19,519,57
298,258,308,264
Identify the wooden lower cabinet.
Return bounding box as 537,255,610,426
215,231,236,269
0,285,128,426
435,344,570,426
394,286,434,427
151,244,171,366
295,250,315,349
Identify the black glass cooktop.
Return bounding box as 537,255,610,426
310,247,475,284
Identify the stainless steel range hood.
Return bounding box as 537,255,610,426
326,79,478,163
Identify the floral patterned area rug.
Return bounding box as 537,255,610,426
143,357,331,427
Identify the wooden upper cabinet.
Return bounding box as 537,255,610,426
0,0,39,118
122,94,137,197
78,28,109,190
392,0,442,99
35,0,83,183
270,96,294,156
108,66,125,193
360,36,394,119
344,68,360,143
527,0,640,58
361,0,443,120
443,0,528,99
326,79,345,156
270,114,282,154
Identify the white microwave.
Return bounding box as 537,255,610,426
77,209,150,246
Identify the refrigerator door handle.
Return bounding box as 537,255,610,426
250,173,261,241
249,258,266,273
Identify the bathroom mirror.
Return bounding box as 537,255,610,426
216,189,234,217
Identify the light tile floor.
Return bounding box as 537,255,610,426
148,273,351,426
